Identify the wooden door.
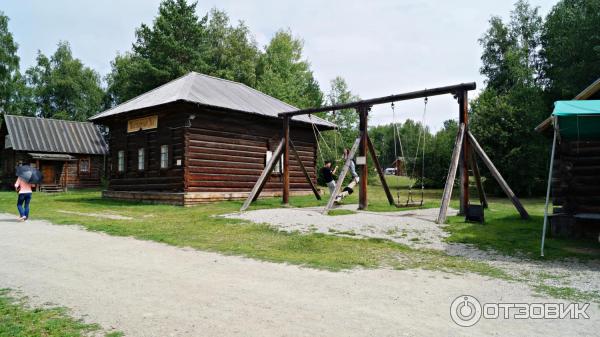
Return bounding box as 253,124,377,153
42,164,56,184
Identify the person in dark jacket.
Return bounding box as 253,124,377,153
320,161,338,195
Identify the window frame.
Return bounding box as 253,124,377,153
117,150,125,173
160,145,169,169
137,148,145,171
78,157,91,175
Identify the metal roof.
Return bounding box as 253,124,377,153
3,115,108,155
89,72,335,128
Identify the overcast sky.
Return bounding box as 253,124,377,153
3,0,557,130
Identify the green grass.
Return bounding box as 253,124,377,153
326,209,356,216
0,289,121,337
444,198,600,260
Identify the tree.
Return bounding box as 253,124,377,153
471,0,548,196
256,29,322,109
0,11,32,117
205,9,259,87
541,0,600,99
107,2,259,104
26,41,104,121
107,0,210,103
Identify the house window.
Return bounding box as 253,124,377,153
160,145,169,169
118,150,125,172
79,158,90,174
266,150,283,174
138,148,145,171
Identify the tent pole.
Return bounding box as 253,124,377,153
541,117,558,257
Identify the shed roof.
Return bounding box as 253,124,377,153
2,115,108,155
89,72,335,128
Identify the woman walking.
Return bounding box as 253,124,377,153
15,177,33,221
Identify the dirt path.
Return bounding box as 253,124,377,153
0,213,597,337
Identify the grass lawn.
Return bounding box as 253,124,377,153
0,289,121,337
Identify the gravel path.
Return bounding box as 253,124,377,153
0,213,598,337
225,206,600,295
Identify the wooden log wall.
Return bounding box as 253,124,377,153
184,106,318,194
552,140,600,214
106,108,187,192
58,155,105,189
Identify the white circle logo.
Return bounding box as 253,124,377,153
450,295,482,327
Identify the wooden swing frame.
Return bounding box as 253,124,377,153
240,82,529,222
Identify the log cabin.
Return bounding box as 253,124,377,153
536,78,600,239
0,115,108,192
89,72,335,206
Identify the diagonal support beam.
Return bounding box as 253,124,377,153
240,138,285,211
367,135,395,206
322,137,361,215
437,123,465,224
467,131,529,219
289,139,321,200
470,149,488,208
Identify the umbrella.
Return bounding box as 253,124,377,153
15,165,43,184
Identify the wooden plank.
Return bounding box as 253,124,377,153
470,149,488,208
358,106,369,210
240,138,285,211
436,123,465,224
323,137,361,215
367,135,394,205
283,117,290,204
290,139,321,200
468,131,529,219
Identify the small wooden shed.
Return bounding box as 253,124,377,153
0,115,108,191
536,78,600,241
89,72,334,206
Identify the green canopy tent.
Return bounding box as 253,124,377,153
541,100,600,256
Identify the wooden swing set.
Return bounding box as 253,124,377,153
240,82,529,223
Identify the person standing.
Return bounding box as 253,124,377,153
15,177,33,221
320,161,338,195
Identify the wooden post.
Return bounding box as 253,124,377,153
458,90,469,215
470,151,488,208
468,131,529,219
358,105,369,210
282,117,290,205
436,123,465,224
323,137,361,214
367,135,395,206
241,138,285,211
289,139,321,200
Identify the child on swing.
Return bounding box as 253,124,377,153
335,148,359,203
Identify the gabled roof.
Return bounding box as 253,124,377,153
89,72,335,128
2,115,108,155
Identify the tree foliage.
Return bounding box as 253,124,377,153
25,42,104,121
472,0,547,196
0,11,31,118
541,0,600,99
256,30,322,109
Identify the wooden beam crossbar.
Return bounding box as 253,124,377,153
278,83,477,117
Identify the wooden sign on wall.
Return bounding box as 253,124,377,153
127,115,158,133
